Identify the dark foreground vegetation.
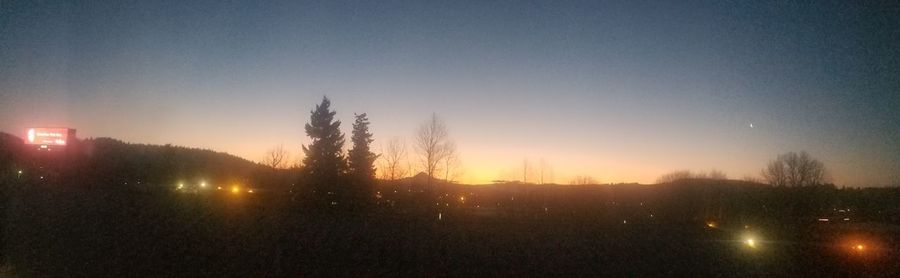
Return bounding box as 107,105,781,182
2,182,899,276
2,133,899,276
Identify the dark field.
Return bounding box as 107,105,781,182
3,185,898,277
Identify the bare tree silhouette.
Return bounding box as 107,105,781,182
379,137,408,180
657,169,727,183
742,175,763,184
708,169,727,180
570,175,597,185
539,158,546,184
415,113,452,181
262,144,290,169
657,170,694,183
523,158,529,183
289,150,304,169
762,151,827,187
442,141,460,182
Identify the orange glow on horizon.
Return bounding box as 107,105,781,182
28,127,814,186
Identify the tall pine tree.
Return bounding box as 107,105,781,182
348,113,377,180
302,96,346,206
348,113,377,207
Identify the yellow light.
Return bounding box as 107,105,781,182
200,181,207,188
231,186,240,193
855,244,864,251
746,238,756,248
706,222,717,228
248,189,254,193
217,186,222,190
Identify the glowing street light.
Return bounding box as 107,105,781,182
231,186,240,194
745,237,756,248
200,181,207,188
841,236,875,256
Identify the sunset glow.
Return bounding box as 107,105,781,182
2,2,899,276
2,1,897,187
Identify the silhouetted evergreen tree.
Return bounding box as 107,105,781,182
301,96,347,207
348,113,376,180
348,113,377,208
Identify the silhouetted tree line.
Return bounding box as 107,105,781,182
657,169,727,184
374,177,900,225
0,110,891,224
762,151,828,187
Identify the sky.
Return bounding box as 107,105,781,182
1,0,898,186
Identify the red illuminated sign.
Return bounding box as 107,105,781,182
24,127,71,146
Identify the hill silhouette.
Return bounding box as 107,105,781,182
0,132,286,191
